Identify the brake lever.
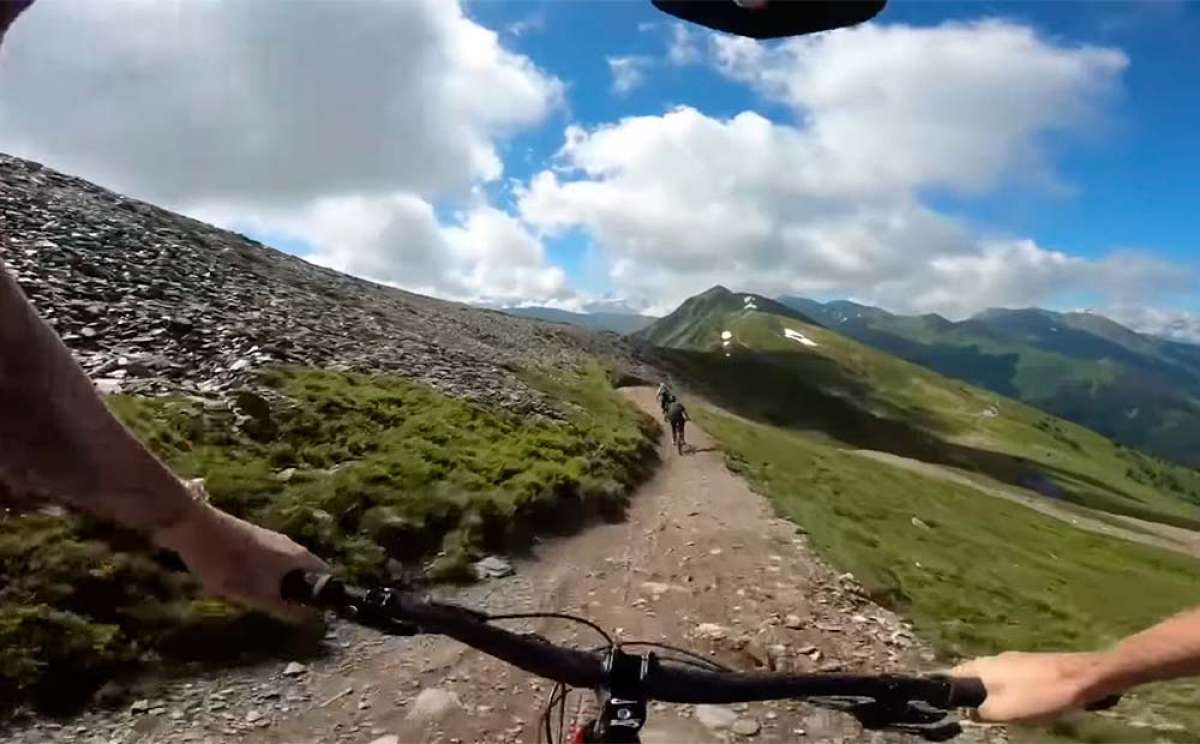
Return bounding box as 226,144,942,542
888,718,962,742
808,697,962,742
327,585,422,636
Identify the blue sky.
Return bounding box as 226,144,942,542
3,0,1198,335
465,0,1200,312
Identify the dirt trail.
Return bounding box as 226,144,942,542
849,449,1200,559
7,389,1004,744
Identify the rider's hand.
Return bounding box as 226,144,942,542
155,480,329,621
952,651,1111,723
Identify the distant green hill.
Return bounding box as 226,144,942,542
499,306,657,335
643,287,1200,741
640,286,1200,530
637,285,819,347
780,297,1200,466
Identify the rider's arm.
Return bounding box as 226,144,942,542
0,258,325,616
954,605,1200,722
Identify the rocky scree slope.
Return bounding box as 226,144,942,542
0,153,649,414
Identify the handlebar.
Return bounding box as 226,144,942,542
280,570,1000,740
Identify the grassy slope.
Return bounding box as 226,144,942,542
698,406,1200,742
784,299,1200,466
0,364,658,713
659,306,1200,531
646,297,1200,741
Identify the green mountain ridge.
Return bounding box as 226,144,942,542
635,285,819,348
642,286,1200,530
779,296,1200,466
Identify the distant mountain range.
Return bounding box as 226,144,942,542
779,296,1200,466
635,285,1200,529
498,306,658,335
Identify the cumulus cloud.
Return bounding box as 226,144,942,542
890,242,1193,318
517,20,1179,317
202,197,569,306
0,0,566,303
0,0,563,205
1106,305,1200,344
607,55,652,95
710,20,1127,194
667,23,703,65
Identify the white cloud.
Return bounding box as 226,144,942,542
667,23,702,65
506,12,546,38
0,0,563,205
517,20,1181,318
202,197,569,306
1106,305,1200,345
891,242,1192,318
0,0,566,303
607,55,652,95
710,20,1126,195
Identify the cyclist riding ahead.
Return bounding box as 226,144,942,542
656,381,676,413
7,1,1200,741
664,397,690,455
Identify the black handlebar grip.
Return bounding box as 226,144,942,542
946,677,987,708
280,569,320,603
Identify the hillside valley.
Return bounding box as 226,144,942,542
780,296,1200,467
639,285,1200,741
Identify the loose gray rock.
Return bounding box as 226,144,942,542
732,718,761,737
405,688,463,722
694,704,738,731
472,555,514,580
695,622,729,640
282,661,307,677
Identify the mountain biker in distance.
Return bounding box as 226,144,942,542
664,398,690,454
656,381,675,414
7,0,1200,731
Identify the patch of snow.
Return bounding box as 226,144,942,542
783,328,818,347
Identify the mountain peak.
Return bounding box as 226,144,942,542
636,287,820,348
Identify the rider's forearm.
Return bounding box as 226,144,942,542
0,257,198,534
1083,607,1200,698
